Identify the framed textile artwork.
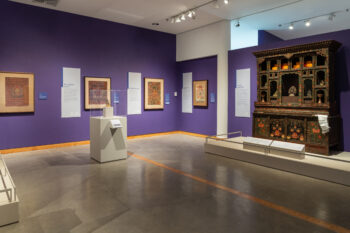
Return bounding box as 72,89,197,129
193,80,208,107
0,72,34,113
84,77,111,109
144,78,164,110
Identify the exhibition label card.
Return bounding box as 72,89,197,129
61,67,81,118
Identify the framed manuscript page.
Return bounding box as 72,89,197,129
0,72,34,113
193,80,208,107
84,77,111,109
144,78,164,110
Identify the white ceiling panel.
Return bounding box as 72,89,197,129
9,0,350,39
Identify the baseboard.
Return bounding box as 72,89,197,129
0,131,207,154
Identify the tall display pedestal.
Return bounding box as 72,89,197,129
90,116,127,163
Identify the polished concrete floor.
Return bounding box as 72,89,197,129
1,134,350,233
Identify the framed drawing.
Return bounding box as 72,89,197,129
0,72,34,113
193,80,208,107
84,77,111,109
144,78,164,110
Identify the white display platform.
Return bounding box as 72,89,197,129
270,141,305,159
90,116,127,163
243,137,272,154
0,156,19,226
204,136,350,186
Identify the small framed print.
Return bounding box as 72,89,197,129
0,72,35,113
144,78,164,110
84,76,111,109
193,80,208,107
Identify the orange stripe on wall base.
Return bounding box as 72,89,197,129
0,140,90,154
0,131,207,154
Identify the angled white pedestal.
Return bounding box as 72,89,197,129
0,157,19,226
90,116,127,163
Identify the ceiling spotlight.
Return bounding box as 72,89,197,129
235,20,240,27
175,17,181,23
224,0,229,4
187,10,196,19
305,20,311,27
187,11,193,18
170,17,175,23
289,23,294,30
180,14,186,21
328,13,336,21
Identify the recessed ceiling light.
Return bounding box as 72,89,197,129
224,0,229,5
289,23,294,30
305,20,311,27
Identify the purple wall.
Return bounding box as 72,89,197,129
228,29,350,151
0,1,177,149
258,30,284,45
177,56,217,135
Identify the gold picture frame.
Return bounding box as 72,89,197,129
193,80,208,107
144,78,164,110
84,76,111,109
0,72,35,113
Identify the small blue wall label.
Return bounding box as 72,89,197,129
210,92,215,103
113,92,119,104
165,93,170,104
39,92,48,100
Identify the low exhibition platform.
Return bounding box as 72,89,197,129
204,134,350,186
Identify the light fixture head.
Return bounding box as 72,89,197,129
235,20,240,27
328,13,336,21
187,11,193,18
175,17,181,23
170,17,175,23
305,20,311,27
224,0,229,5
289,23,294,30
180,14,186,21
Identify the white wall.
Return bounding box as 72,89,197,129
176,20,231,136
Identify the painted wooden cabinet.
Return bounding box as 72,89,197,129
252,40,341,155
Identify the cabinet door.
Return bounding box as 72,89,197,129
254,116,269,138
307,119,328,145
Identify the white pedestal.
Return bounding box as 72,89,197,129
0,159,19,226
90,116,127,163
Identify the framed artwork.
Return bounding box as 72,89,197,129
84,77,111,109
144,78,164,110
193,80,208,107
0,72,34,113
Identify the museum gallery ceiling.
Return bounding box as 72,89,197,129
9,0,350,38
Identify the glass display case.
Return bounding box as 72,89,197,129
89,90,127,118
